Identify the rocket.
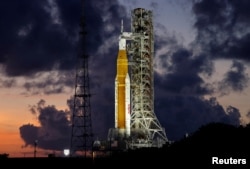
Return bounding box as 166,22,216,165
115,20,131,136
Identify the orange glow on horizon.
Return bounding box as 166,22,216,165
0,129,25,157
0,129,52,158
0,90,71,157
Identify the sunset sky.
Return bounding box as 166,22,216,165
1,0,250,157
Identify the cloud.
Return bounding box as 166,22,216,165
0,0,128,77
154,41,214,96
218,60,249,94
19,99,71,150
192,0,250,61
0,77,16,88
0,0,129,97
0,0,78,76
21,70,75,95
155,96,241,141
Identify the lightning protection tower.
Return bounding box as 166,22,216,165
128,8,168,148
70,0,93,157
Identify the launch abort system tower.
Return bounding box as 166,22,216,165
109,8,168,149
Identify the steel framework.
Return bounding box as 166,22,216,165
128,8,168,148
70,0,93,157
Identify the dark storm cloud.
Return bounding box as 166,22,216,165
19,124,39,147
0,0,128,77
218,60,249,94
0,0,78,76
192,0,250,61
20,99,71,150
0,0,129,96
155,46,214,96
155,95,241,141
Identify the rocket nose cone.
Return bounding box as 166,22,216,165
125,74,130,82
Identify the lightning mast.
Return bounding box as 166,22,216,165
70,0,93,157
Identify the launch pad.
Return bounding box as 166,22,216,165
108,8,168,150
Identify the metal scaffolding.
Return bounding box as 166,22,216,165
128,8,168,148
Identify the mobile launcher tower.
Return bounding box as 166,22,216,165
108,8,168,150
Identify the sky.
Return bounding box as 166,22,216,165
1,0,250,157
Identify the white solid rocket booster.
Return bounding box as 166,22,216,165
125,73,130,136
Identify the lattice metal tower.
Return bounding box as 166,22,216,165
70,0,93,157
128,8,168,148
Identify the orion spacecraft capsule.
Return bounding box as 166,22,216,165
114,21,131,136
